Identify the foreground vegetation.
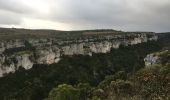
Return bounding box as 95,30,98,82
46,63,170,100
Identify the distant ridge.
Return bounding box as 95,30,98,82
0,27,155,40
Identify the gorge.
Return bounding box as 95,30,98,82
0,30,158,77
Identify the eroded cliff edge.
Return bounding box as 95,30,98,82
0,31,158,77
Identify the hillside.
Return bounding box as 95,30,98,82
0,28,169,100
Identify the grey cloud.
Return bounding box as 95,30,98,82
0,0,33,14
0,0,170,32
50,0,127,23
0,10,22,25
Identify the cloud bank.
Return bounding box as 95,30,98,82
0,0,170,32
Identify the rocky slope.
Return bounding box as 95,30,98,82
0,32,158,77
144,49,170,66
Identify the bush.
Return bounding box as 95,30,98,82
46,84,80,100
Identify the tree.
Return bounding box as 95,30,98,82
46,84,80,100
110,80,133,98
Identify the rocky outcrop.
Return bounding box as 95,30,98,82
35,47,60,64
144,50,170,67
0,33,158,77
144,54,160,66
0,53,33,77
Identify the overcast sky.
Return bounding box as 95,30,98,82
0,0,170,32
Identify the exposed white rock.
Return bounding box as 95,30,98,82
0,33,158,77
112,41,120,49
144,54,160,66
149,35,158,41
0,53,33,77
131,38,142,45
89,41,112,53
5,40,25,49
15,54,33,69
36,49,54,64
0,63,15,77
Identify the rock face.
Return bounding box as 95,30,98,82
144,50,170,67
0,53,33,77
144,54,160,66
0,33,158,77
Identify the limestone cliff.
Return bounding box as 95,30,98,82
144,49,170,67
144,54,160,66
0,32,158,77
